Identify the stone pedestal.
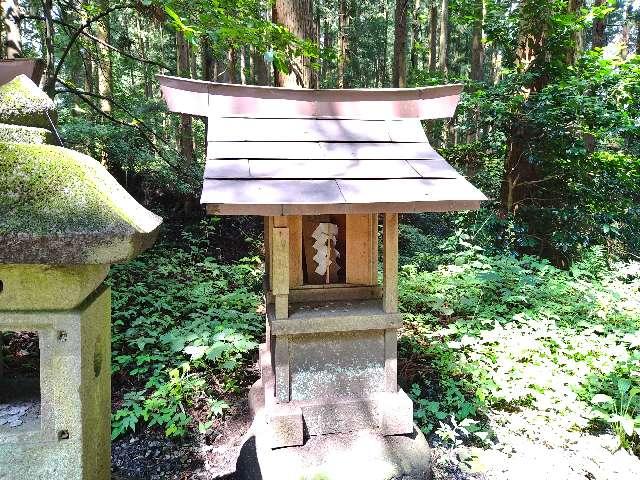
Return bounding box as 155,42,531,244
236,404,431,480
0,265,112,480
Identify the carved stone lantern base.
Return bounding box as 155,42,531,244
0,265,112,480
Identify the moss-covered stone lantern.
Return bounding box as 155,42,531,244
0,67,162,479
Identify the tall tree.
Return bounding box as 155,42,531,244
501,0,574,213
620,2,631,60
592,0,607,48
567,0,583,64
1,0,21,58
438,0,448,74
42,0,55,95
428,4,437,73
252,47,270,85
176,28,194,215
410,0,422,71
227,48,238,83
240,47,247,84
273,0,316,87
636,10,640,54
381,0,390,86
201,37,215,82
471,0,483,81
337,0,349,88
96,1,113,112
392,0,410,87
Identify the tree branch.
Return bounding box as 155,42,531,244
514,175,560,188
22,14,173,72
57,79,199,187
53,3,138,86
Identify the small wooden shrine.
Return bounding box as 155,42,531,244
158,77,486,455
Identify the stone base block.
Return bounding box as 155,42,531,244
236,413,431,480
382,387,414,435
267,404,304,448
251,341,414,448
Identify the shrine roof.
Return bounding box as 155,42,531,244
158,75,487,215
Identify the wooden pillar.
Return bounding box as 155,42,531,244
264,216,271,291
272,216,290,319
370,213,379,286
382,213,398,313
288,215,303,288
345,213,379,286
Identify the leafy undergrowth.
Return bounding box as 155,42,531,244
108,216,640,464
400,243,640,455
108,218,264,440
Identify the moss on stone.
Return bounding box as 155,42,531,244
0,74,55,129
0,123,53,144
0,142,162,264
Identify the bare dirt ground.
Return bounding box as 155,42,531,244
112,400,640,480
112,395,252,480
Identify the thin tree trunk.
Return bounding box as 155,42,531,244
438,0,448,74
82,51,94,93
201,37,215,81
410,0,421,71
1,0,21,59
240,47,247,84
592,0,606,49
620,3,630,60
392,0,410,87
314,5,320,87
567,0,583,63
337,0,349,88
273,0,315,88
252,48,269,85
471,0,483,81
228,48,239,83
382,0,389,86
321,19,330,84
96,1,113,112
349,1,361,86
41,0,55,95
636,13,640,55
429,5,437,73
176,29,194,215
137,17,152,97
490,47,502,84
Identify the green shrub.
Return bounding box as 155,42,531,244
400,244,640,451
108,219,263,439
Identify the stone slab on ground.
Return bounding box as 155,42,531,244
235,412,431,480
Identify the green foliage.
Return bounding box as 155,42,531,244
443,52,640,260
399,241,640,453
589,376,640,453
108,219,263,439
59,100,204,198
161,0,323,76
